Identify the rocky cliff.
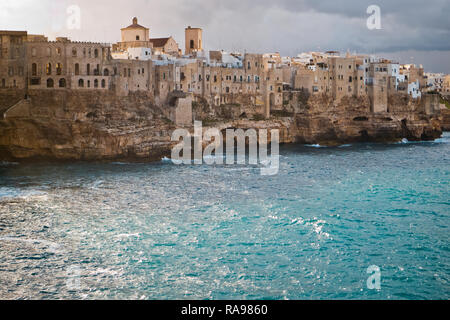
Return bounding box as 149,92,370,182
0,89,176,161
0,89,443,162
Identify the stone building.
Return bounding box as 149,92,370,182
150,37,179,56
1,17,436,125
26,37,111,91
0,30,28,90
185,26,203,56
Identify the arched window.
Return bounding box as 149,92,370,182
47,78,54,88
86,64,90,75
101,79,106,88
94,49,98,58
72,48,77,57
56,47,62,55
94,79,99,88
46,63,52,75
32,63,37,76
190,40,194,49
103,68,109,76
75,63,80,75
56,63,62,75
59,78,66,88
78,79,84,87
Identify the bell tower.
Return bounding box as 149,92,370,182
185,26,203,56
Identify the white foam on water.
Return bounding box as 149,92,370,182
305,144,323,148
0,236,62,253
114,233,140,239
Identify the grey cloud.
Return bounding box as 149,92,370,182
2,0,449,72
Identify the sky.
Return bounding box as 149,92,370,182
1,0,449,73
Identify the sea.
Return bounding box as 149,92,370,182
0,133,449,300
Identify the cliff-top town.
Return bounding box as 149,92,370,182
0,17,448,163
1,17,449,123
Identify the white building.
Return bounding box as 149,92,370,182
111,47,152,60
408,80,421,99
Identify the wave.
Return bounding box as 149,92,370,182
0,236,62,253
305,144,323,148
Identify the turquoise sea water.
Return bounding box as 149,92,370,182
0,133,449,300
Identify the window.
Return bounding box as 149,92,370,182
72,48,77,57
78,79,84,87
136,35,140,40
101,79,106,88
32,63,37,76
87,64,90,75
46,63,52,75
103,68,109,76
56,47,62,55
349,76,352,83
94,79,98,88
87,80,90,88
8,67,13,76
56,63,62,75
59,78,66,88
75,63,80,75
47,78,54,88
30,78,40,85
190,40,194,49
1,79,5,87
94,49,98,58
18,67,23,76
46,47,51,57
31,47,37,57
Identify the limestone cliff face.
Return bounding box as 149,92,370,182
288,94,442,145
0,90,177,161
0,89,443,162
441,109,450,131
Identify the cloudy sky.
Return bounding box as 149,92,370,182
1,0,449,73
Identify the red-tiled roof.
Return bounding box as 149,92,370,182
150,37,170,48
